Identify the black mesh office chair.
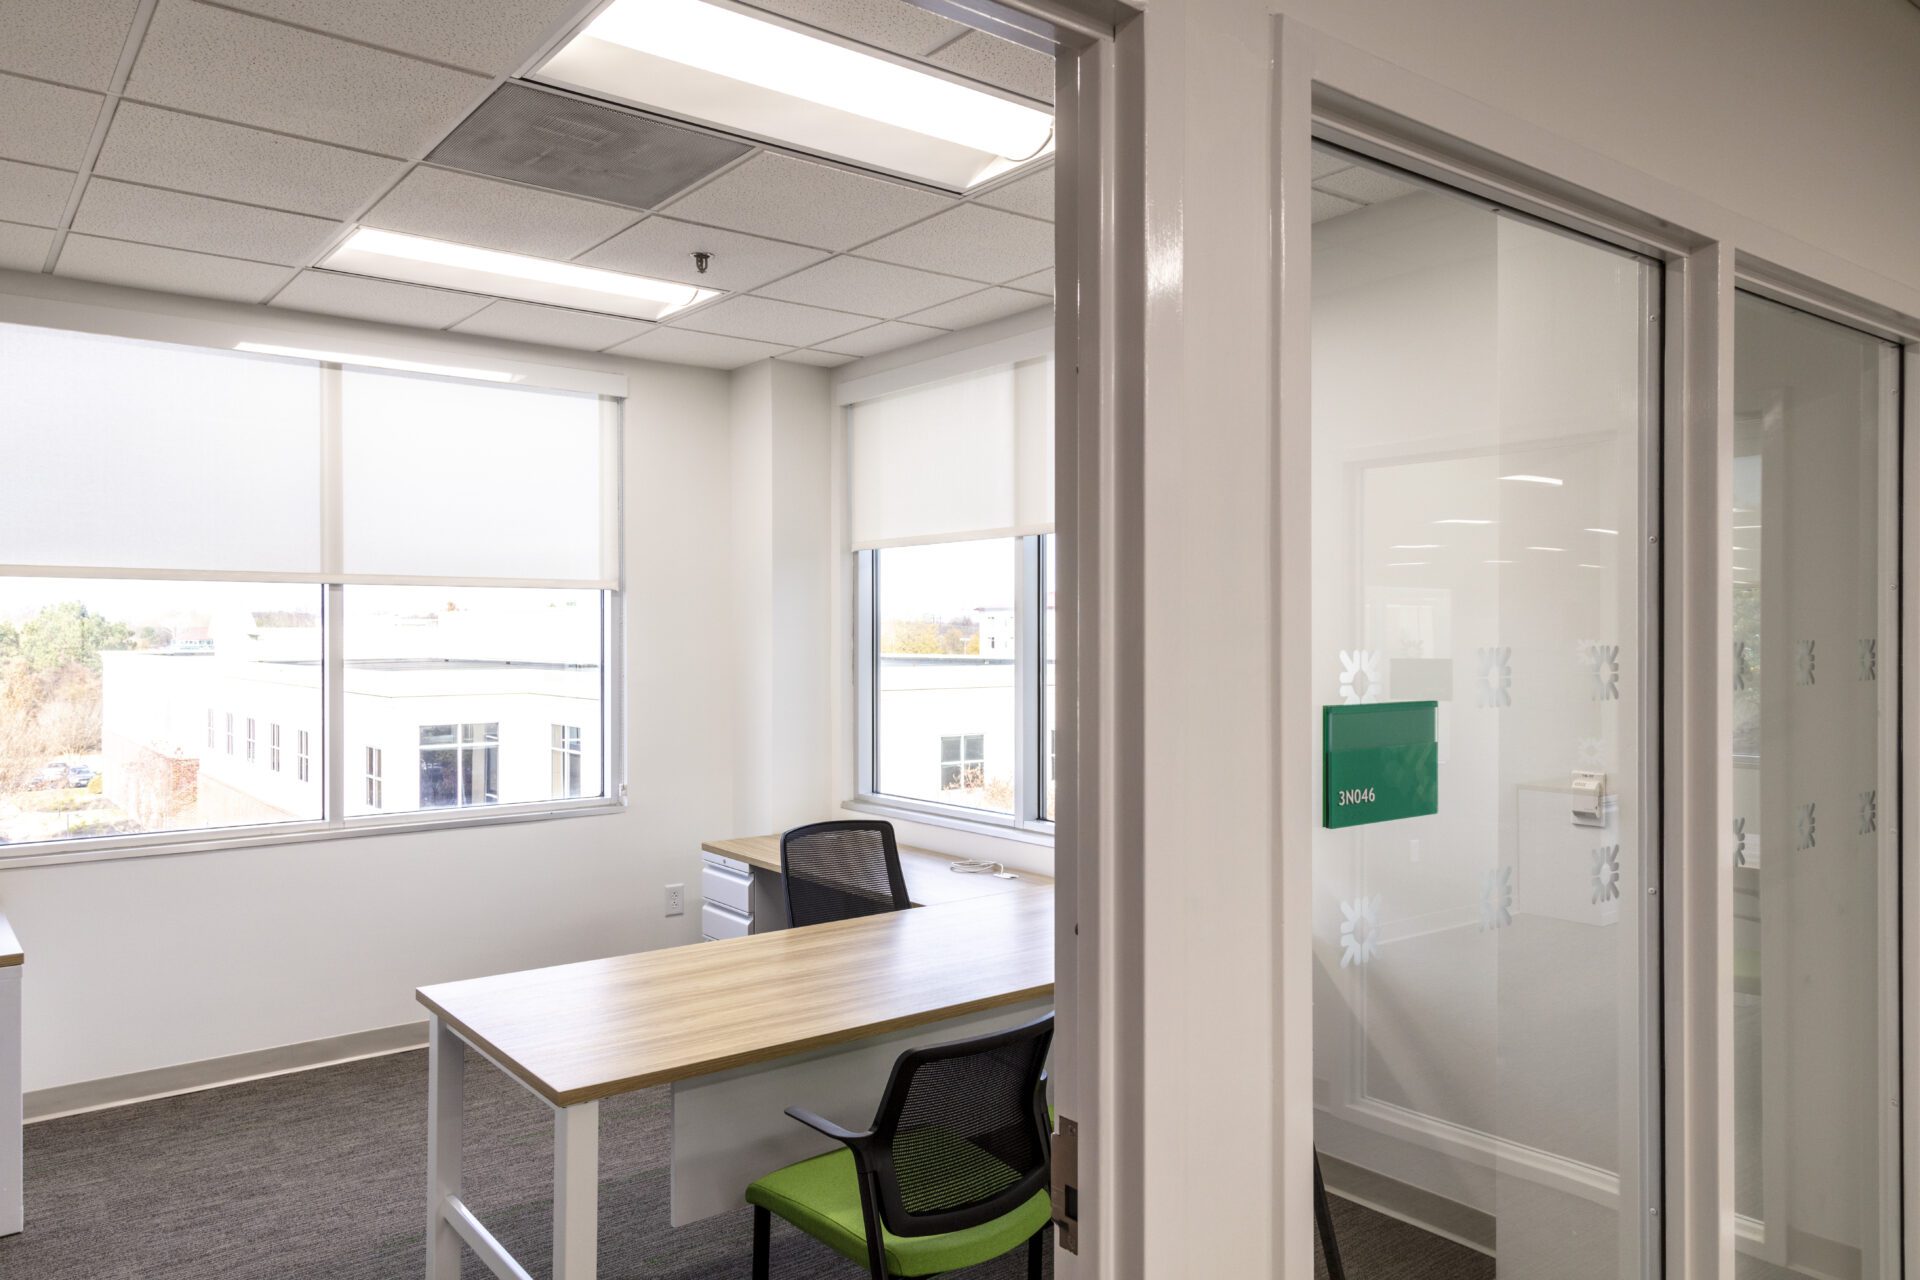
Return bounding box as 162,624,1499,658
747,1013,1055,1279
780,820,912,928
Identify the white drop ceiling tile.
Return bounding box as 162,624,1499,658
0,73,103,169
662,152,953,252
857,203,1052,284
825,320,947,358
778,348,856,368
451,300,650,352
925,30,1054,104
271,270,491,328
607,327,789,369
1316,166,1421,205
0,0,143,91
758,256,976,318
973,165,1052,221
578,217,826,293
0,161,76,228
124,1,490,157
216,0,590,76
740,0,970,57
73,180,342,267
678,294,872,347
95,104,407,219
1311,189,1362,223
1311,149,1350,180
0,222,56,272
55,235,293,303
904,286,1048,331
366,166,641,259
1008,267,1053,295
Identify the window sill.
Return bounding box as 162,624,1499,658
0,798,626,871
843,795,1055,848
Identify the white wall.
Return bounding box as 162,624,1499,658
728,360,835,834
0,270,735,1093
1273,0,1920,293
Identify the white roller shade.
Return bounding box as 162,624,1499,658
340,370,614,585
0,323,324,575
0,320,618,589
849,357,1053,549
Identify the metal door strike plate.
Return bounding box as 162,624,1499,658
1051,1115,1079,1253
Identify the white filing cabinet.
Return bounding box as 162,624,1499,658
698,850,787,939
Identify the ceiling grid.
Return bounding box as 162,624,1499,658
0,0,1062,369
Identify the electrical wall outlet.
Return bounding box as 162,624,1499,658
665,883,685,917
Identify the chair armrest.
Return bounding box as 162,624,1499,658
785,1106,871,1145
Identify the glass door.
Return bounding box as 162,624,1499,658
1731,291,1900,1279
1309,144,1659,1278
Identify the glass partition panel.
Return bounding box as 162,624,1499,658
1310,144,1657,1278
1732,291,1899,1278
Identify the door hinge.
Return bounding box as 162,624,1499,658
1051,1115,1079,1253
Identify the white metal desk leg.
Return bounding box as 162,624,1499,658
553,1101,599,1280
0,965,20,1238
425,1016,464,1280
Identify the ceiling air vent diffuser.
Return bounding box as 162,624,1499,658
429,82,750,210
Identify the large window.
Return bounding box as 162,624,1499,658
0,320,620,853
852,356,1053,829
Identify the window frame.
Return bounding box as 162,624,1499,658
852,534,1057,839
0,326,628,868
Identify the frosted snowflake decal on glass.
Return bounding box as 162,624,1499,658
1576,736,1604,769
1480,867,1513,931
1733,640,1752,693
1794,640,1815,686
1794,802,1816,851
1590,844,1621,905
1338,896,1380,968
1860,638,1877,682
1338,649,1384,705
1585,643,1621,702
1476,646,1511,708
1860,790,1877,836
1733,816,1747,868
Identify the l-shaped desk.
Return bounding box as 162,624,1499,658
416,835,1052,1280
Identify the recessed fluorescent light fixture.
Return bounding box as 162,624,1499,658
1734,524,1761,530
1579,563,1604,569
1585,527,1619,536
1391,543,1441,550
537,0,1054,191
1501,474,1563,486
317,227,719,321
1434,518,1495,525
236,342,520,383
1526,545,1564,552
1485,559,1514,565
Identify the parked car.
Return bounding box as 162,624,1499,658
65,764,96,788
31,762,69,789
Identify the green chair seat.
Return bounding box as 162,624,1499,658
747,1144,1051,1278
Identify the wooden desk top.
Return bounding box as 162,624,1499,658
701,834,1051,909
0,914,19,968
418,886,1053,1107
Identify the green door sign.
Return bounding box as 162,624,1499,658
1323,700,1438,829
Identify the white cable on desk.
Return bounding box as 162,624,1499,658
949,858,1017,879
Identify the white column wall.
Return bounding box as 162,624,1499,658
728,360,834,834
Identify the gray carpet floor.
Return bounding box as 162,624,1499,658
0,1047,1484,1278
1315,1199,1492,1280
